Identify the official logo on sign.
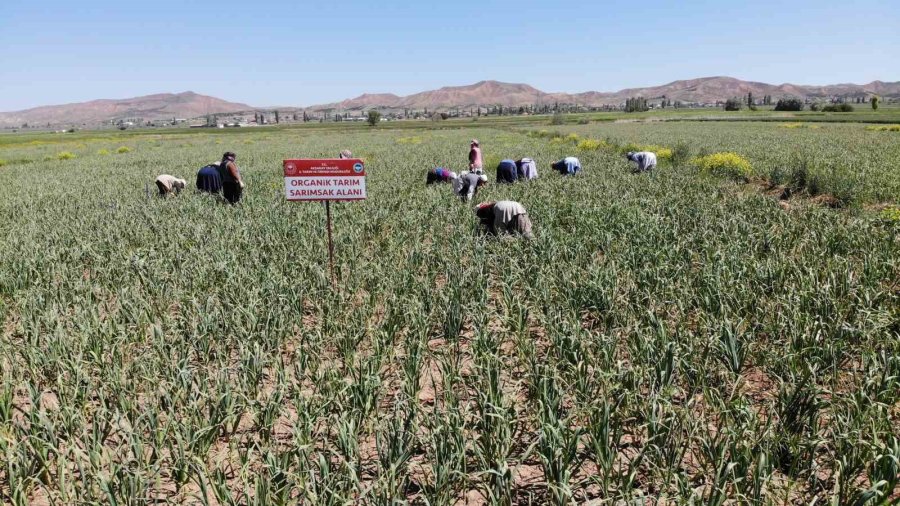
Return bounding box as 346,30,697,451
284,162,297,176
353,163,364,174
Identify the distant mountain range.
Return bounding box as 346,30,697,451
317,77,900,111
0,92,251,128
2,77,897,128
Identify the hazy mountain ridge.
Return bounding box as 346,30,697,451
310,76,899,111
2,77,897,127
0,92,251,128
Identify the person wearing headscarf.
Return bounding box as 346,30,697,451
626,151,657,173
468,139,484,174
217,151,245,204
426,167,458,185
496,159,518,184
551,156,582,176
453,171,488,202
339,149,353,159
475,201,534,239
155,174,187,197
516,158,538,180
196,162,223,194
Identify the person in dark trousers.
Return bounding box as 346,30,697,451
426,167,458,185
551,156,582,176
453,171,488,202
496,159,518,184
217,152,244,204
196,163,222,194
626,151,657,173
475,201,534,239
155,174,186,196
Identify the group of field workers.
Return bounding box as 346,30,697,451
154,139,657,239
156,151,246,203
424,139,657,239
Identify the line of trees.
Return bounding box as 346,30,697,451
624,97,649,113
774,98,804,111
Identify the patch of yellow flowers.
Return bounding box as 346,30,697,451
781,123,820,129
865,125,900,132
881,206,900,222
691,152,753,180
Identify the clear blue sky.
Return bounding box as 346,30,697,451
1,0,897,111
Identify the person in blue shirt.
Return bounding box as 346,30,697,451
551,156,582,176
426,167,458,185
496,159,518,184
196,162,223,194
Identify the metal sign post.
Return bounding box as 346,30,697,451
283,158,367,289
325,200,336,288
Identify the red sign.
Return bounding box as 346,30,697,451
284,159,366,201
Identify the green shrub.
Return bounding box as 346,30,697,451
57,151,77,160
0,159,6,167
691,152,753,180
116,146,131,154
775,98,804,111
724,98,742,111
822,103,854,112
97,149,111,155
671,143,692,166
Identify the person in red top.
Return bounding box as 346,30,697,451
468,139,484,174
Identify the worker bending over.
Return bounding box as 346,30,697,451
196,163,222,194
475,201,534,239
496,159,518,184
454,171,488,202
426,167,458,185
626,151,657,173
155,174,187,197
516,158,538,180
552,156,582,176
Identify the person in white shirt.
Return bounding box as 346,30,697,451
155,174,186,197
626,151,657,173
551,156,582,176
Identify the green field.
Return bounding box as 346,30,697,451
0,119,898,504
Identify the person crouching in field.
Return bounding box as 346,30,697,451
218,152,245,204
552,156,582,176
196,163,223,194
516,158,538,180
475,201,534,239
626,151,657,173
339,149,353,159
496,159,518,184
155,174,186,197
426,167,458,185
453,171,488,202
